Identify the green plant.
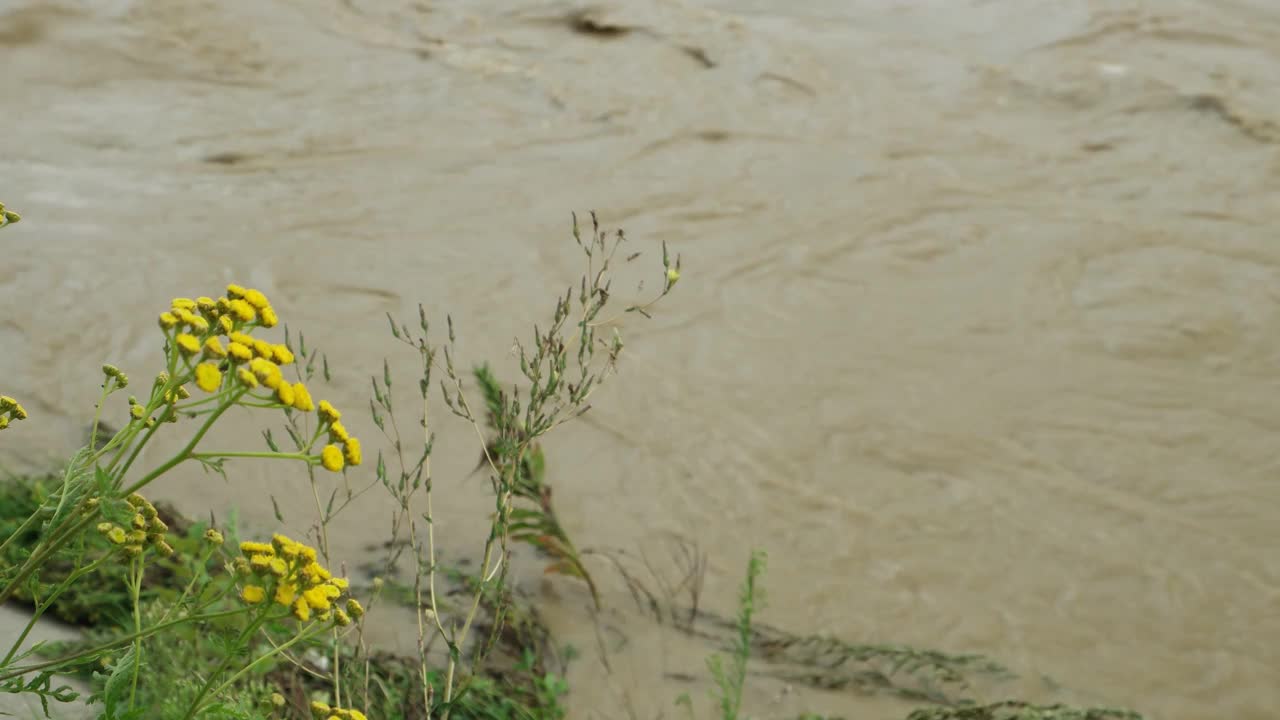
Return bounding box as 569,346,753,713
678,549,767,720
1,205,680,719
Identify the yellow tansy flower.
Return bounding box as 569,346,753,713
249,554,272,572
171,298,197,312
292,382,314,412
175,333,201,356
249,357,281,388
243,288,270,309
302,562,332,584
252,339,274,359
241,585,266,604
218,315,235,334
196,296,217,313
272,344,294,365
303,586,332,611
318,400,341,423
310,701,331,717
268,557,288,578
292,597,312,622
343,437,362,467
346,598,364,618
276,382,295,406
229,331,254,346
228,299,256,322
327,421,349,443
226,284,247,299
275,582,298,607
236,368,258,388
240,541,274,556
260,305,279,328
320,444,344,472
158,311,179,330
194,363,222,393
227,342,253,364
187,314,210,332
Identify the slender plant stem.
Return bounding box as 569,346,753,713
128,556,144,707
180,608,276,720
0,608,247,683
1,555,110,666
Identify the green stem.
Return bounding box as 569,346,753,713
196,621,321,714
121,391,241,497
189,451,311,462
180,608,279,720
0,608,247,683
0,511,99,607
0,509,43,563
128,556,144,707
1,555,111,667
157,545,216,627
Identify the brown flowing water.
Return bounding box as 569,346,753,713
2,1,1279,718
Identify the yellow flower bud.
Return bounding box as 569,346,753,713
171,298,197,312
236,368,258,388
292,597,312,622
204,528,224,546
194,363,223,393
226,284,247,299
292,382,314,412
241,585,266,604
327,421,349,443
218,315,235,335
228,299,256,322
320,444,344,472
343,437,362,467
346,598,365,619
260,305,279,328
175,333,201,357
318,400,341,423
274,582,298,607
158,311,179,330
276,382,295,406
242,288,270,309
202,335,227,358
272,344,294,365
227,342,254,364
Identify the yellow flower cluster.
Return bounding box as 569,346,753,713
234,534,358,625
317,402,362,472
0,396,28,432
157,284,361,473
96,493,173,558
309,702,368,720
0,201,19,228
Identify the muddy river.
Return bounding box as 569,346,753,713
2,1,1279,718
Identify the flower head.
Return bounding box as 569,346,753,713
175,333,201,357
343,437,362,467
292,382,314,412
320,444,344,472
194,363,223,393
318,401,341,423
